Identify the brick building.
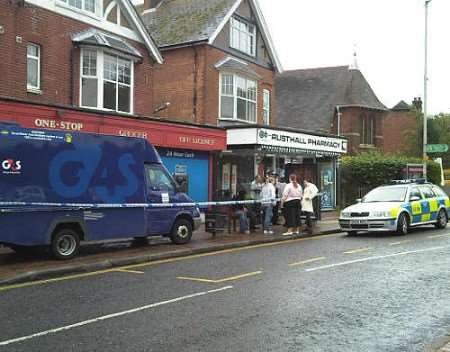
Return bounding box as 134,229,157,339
383,100,417,155
139,0,347,203
275,65,418,156
0,0,229,203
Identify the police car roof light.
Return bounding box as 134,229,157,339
390,178,427,185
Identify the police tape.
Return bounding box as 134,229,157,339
0,198,283,211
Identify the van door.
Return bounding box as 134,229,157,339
144,163,179,235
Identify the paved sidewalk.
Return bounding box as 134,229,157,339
0,219,340,286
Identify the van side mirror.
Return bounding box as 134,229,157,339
410,196,421,202
356,198,362,203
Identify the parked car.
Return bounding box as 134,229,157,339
339,180,449,235
0,123,201,259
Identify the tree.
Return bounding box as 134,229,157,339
429,113,450,168
404,109,447,164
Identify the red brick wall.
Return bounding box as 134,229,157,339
0,1,155,115
332,107,384,155
152,45,276,126
382,110,417,154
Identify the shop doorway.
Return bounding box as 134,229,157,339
285,163,317,185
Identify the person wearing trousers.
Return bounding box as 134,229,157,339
281,174,303,235
301,180,319,234
260,176,276,235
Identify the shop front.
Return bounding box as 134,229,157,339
0,99,226,203
220,126,348,210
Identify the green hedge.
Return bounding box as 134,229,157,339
341,152,440,206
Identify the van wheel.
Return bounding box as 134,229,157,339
435,209,448,229
346,231,358,236
51,228,80,260
396,213,409,236
170,219,193,244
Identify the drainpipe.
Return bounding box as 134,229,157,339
192,46,198,123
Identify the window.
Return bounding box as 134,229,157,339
27,43,40,91
263,89,270,125
432,186,447,198
80,49,133,113
220,73,257,123
59,0,97,14
360,115,374,145
230,17,256,56
409,187,422,201
146,164,176,193
420,186,435,199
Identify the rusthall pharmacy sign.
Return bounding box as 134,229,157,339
227,127,348,156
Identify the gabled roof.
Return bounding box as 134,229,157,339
141,0,282,72
215,56,261,80
275,66,387,133
119,0,164,63
391,100,411,111
72,29,143,60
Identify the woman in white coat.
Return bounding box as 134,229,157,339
301,180,318,234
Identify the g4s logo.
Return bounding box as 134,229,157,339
49,144,138,202
2,159,22,173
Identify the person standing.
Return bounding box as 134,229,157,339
301,180,319,234
249,175,263,230
273,175,286,225
250,175,263,200
232,190,250,234
261,176,276,235
281,174,303,236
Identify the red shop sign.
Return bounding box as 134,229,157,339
0,101,226,151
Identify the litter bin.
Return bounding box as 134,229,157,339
205,211,228,236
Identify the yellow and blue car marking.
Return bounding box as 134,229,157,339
398,196,449,224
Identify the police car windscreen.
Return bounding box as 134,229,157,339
363,187,407,203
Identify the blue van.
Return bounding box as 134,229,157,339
0,123,201,259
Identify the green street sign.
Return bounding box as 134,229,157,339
426,144,449,153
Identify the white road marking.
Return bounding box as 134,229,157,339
428,233,450,239
305,246,450,272
0,286,233,346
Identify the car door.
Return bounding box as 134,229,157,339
144,163,179,235
419,186,437,222
408,187,423,224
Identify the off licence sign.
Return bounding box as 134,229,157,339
426,144,449,153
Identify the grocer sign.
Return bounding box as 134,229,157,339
257,128,347,154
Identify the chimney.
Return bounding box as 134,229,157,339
143,0,163,10
412,97,423,112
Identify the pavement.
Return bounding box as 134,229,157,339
0,213,340,286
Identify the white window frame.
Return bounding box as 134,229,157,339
263,89,270,125
27,43,41,92
79,48,134,114
230,17,256,57
219,73,257,123
56,0,101,18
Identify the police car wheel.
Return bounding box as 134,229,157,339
435,209,448,229
51,228,80,260
396,213,409,236
170,219,193,244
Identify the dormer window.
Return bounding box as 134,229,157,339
57,0,99,15
230,17,256,57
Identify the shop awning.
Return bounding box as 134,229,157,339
227,127,348,157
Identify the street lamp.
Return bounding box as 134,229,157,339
423,0,432,181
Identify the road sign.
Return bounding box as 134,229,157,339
426,144,449,153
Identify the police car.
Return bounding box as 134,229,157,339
339,180,450,235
